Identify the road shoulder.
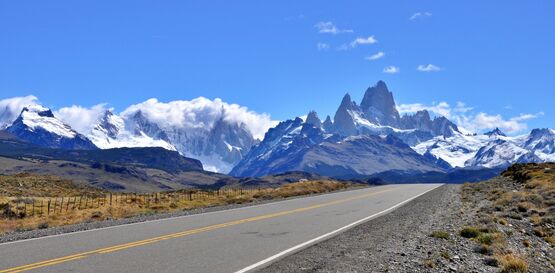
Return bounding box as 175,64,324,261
258,184,461,272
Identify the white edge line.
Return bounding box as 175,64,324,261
0,185,400,246
234,184,443,273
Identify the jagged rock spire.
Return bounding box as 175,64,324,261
305,110,322,129
360,80,401,127
485,128,506,137
323,115,334,132
333,93,359,136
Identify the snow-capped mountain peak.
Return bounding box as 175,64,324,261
6,104,97,150
18,105,77,138
484,128,507,137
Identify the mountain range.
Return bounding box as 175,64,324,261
0,80,553,181
230,81,554,177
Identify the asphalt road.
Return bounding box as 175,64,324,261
0,184,442,273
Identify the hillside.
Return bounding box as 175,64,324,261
0,173,106,197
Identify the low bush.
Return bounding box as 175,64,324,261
498,254,528,273
460,227,481,238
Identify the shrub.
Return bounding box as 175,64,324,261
533,228,545,237
506,213,523,220
476,233,496,245
440,252,450,260
430,231,449,239
498,254,528,273
460,227,481,238
423,259,435,268
90,211,103,219
484,257,499,267
474,245,493,255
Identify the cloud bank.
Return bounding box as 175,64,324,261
398,101,543,134
121,97,278,140
0,95,40,128
55,104,110,134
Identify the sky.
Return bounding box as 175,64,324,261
1,0,553,135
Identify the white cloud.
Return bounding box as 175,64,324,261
383,66,400,74
55,104,110,134
121,97,278,140
350,36,378,47
454,101,473,113
398,100,543,134
458,113,531,133
317,42,330,50
398,101,451,117
365,51,385,61
410,12,432,21
314,21,353,34
338,36,378,50
510,112,544,122
0,95,40,128
417,64,442,72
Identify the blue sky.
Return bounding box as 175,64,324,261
1,0,553,134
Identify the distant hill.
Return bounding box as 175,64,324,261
0,131,333,192
0,130,203,173
364,167,505,184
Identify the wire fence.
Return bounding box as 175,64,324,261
0,187,264,219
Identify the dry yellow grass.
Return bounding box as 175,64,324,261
0,180,358,234
497,254,529,273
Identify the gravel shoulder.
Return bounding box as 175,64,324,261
258,184,461,273
260,178,554,273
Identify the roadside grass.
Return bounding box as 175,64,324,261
0,180,360,235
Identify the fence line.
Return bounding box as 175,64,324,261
1,187,265,219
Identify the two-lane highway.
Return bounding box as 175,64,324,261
0,184,442,273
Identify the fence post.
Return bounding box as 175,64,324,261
6,202,11,218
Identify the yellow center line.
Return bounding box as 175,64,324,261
0,188,396,273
